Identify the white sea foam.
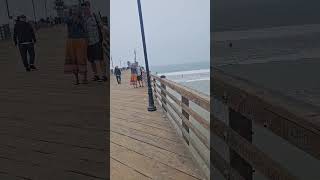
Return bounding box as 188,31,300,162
160,69,210,76
160,69,210,84
185,78,210,82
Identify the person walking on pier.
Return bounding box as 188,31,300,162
13,15,37,72
83,1,107,82
130,63,138,88
64,7,88,85
136,65,144,87
114,66,121,84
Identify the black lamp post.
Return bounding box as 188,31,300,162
5,0,10,18
136,0,156,112
31,0,37,23
45,0,48,18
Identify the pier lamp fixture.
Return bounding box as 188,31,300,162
136,0,157,112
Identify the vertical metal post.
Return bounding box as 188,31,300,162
32,0,37,23
136,0,156,112
45,0,48,18
5,0,10,18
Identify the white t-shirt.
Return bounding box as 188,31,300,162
136,67,141,75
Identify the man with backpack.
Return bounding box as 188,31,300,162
83,1,107,82
13,15,37,72
114,66,122,84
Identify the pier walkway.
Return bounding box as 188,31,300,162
0,25,205,179
110,72,205,180
0,25,107,180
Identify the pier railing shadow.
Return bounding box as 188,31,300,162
151,74,210,179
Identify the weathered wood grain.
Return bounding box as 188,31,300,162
110,72,205,179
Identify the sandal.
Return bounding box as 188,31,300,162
92,75,100,81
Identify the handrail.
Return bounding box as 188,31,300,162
152,75,210,111
211,67,320,180
151,74,210,179
213,67,320,159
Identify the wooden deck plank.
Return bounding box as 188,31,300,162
111,72,205,179
111,158,152,180
110,124,191,156
111,143,200,180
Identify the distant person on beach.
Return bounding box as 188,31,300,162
83,1,107,82
136,65,144,87
114,66,121,84
64,7,88,85
13,15,37,72
130,64,138,88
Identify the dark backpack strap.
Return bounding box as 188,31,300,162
93,13,103,43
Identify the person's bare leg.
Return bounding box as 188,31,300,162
91,61,99,80
91,62,97,75
74,72,79,85
99,60,107,81
82,72,88,84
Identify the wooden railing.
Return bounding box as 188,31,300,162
211,67,320,180
151,74,210,179
0,24,11,41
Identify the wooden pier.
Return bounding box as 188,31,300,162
110,72,206,180
0,24,207,179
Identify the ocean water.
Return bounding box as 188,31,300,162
151,61,210,95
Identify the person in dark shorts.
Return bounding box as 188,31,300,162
136,65,144,87
83,1,107,82
114,66,121,84
13,15,37,72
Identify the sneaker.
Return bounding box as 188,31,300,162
30,65,37,70
92,75,100,81
102,76,107,82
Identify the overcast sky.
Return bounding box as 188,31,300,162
111,0,210,67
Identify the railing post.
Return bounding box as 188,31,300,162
181,96,190,145
152,77,157,98
0,26,4,40
160,75,167,111
229,109,253,180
